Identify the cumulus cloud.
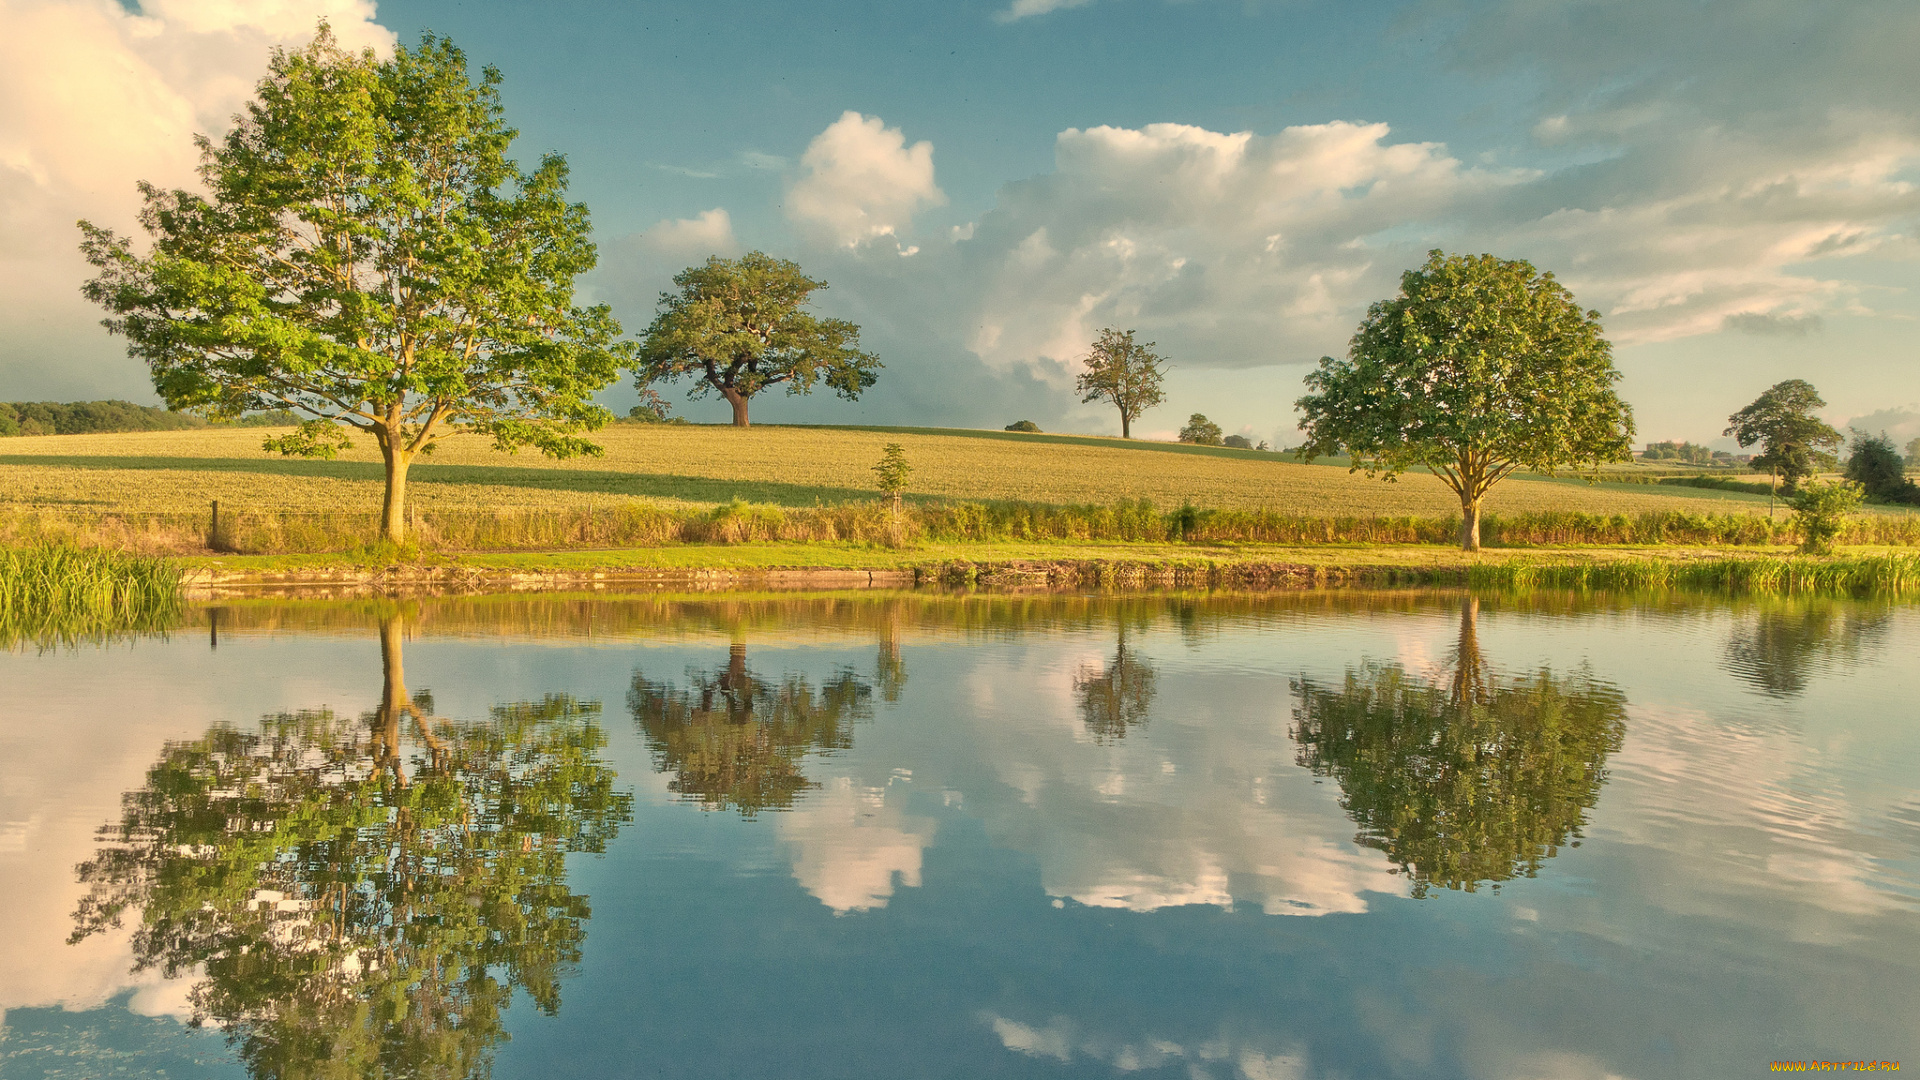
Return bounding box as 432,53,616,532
0,0,395,400
777,776,936,913
786,111,945,248
632,208,741,260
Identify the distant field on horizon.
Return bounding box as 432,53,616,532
0,423,1795,519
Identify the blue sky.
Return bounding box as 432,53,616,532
2,0,1916,446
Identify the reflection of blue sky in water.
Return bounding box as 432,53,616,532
1,594,1916,1079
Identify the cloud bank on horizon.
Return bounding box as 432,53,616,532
3,0,1917,447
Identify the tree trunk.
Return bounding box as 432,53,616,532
379,434,414,545
1120,409,1131,439
723,388,750,428
1460,495,1483,551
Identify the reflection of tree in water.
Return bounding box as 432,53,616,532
68,614,632,1080
875,623,908,704
1291,597,1627,897
630,643,871,816
1074,625,1158,743
1724,600,1889,699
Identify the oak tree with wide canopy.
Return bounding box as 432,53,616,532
633,252,880,427
78,28,627,544
1724,379,1843,496
1296,251,1634,550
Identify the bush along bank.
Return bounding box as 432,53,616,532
4,500,1920,556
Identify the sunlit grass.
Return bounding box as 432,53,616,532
0,544,184,647
0,423,1796,517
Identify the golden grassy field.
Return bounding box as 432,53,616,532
0,423,1785,518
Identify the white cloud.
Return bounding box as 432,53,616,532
786,111,945,248
632,208,740,260
993,0,1096,23
0,0,395,399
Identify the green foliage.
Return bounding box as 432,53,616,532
1222,434,1254,449
0,400,205,437
633,251,880,427
77,28,624,543
1074,327,1168,438
1179,414,1224,446
0,545,183,648
1843,430,1920,504
872,443,912,495
629,645,870,815
1292,601,1627,896
1004,420,1042,433
1469,552,1920,596
1787,478,1864,554
1641,440,1729,464
1297,250,1634,550
624,384,680,424
1723,380,1842,494
69,619,632,1077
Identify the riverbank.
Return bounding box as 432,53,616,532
174,541,1920,597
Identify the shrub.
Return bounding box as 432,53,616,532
1178,414,1223,446
1788,480,1865,555
1843,430,1920,505
1005,420,1041,433
1222,434,1253,449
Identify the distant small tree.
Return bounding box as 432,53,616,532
1179,414,1224,445
77,30,626,544
1075,328,1167,439
1222,434,1253,449
634,252,880,427
1788,479,1863,555
1843,430,1920,504
1724,380,1842,497
1907,436,1920,465
1297,250,1633,550
1004,420,1041,433
872,443,911,523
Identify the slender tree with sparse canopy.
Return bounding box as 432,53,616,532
1296,250,1634,551
78,28,627,545
1724,380,1843,497
1075,328,1167,439
633,252,880,427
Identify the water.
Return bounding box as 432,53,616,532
1,590,1915,1079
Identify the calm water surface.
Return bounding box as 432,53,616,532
1,590,1915,1079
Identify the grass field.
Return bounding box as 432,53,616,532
0,423,1797,518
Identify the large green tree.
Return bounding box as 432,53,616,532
1075,328,1167,439
78,29,626,544
1296,251,1634,550
1723,379,1843,496
69,612,631,1079
633,252,880,427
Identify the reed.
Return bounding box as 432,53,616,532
1466,553,1920,596
4,500,1919,556
0,544,185,647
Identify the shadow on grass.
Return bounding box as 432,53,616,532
0,454,882,507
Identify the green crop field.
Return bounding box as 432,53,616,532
0,423,1790,518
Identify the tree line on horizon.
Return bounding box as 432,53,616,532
66,24,1911,549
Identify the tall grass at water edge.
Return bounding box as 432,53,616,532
1468,553,1920,596
5,500,1920,555
0,544,184,646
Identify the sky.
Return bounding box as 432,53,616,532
1,0,1917,447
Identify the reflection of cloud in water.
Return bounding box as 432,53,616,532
955,647,1400,915
778,776,936,913
987,1014,1308,1079
1602,703,1917,927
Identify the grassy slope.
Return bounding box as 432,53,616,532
2,423,1791,518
